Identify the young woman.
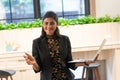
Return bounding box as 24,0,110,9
24,11,92,80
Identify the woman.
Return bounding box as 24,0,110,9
24,11,90,80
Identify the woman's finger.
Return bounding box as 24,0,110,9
25,53,34,60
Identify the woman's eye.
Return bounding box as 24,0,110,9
44,22,48,25
50,22,54,25
43,21,55,25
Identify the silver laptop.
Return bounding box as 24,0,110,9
68,38,107,63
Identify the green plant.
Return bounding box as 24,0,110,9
96,15,112,23
78,16,96,24
68,19,79,25
5,23,17,29
16,22,30,29
0,15,120,30
112,15,120,22
0,23,4,30
58,18,69,26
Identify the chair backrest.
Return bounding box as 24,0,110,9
0,70,11,78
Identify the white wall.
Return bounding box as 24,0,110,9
0,23,119,53
96,0,120,18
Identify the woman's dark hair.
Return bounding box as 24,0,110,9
41,11,60,38
42,11,58,24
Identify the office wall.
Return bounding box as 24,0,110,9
96,0,120,18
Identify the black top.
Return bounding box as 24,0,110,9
32,35,76,80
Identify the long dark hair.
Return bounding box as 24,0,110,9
40,11,60,38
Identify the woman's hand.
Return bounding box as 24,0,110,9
85,60,95,64
23,53,36,65
75,60,95,67
75,62,85,66
23,53,40,71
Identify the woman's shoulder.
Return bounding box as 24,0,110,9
33,37,41,41
33,35,69,41
59,35,70,40
33,37,44,43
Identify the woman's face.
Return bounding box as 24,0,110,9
43,17,57,36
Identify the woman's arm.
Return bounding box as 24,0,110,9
32,61,40,71
24,53,40,71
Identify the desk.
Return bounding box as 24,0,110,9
72,44,120,80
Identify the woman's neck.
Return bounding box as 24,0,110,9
46,35,54,38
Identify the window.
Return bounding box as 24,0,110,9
0,0,90,23
40,0,87,19
0,0,34,23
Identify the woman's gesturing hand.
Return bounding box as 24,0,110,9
23,53,36,65
24,53,40,71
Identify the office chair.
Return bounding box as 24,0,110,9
0,70,16,80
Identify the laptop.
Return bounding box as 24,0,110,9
68,38,107,63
